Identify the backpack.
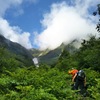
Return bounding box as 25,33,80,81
77,70,85,81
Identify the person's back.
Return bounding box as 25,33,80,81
77,70,85,81
74,70,86,94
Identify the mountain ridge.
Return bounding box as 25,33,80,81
31,41,78,65
0,34,33,66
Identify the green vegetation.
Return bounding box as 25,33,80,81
0,35,100,100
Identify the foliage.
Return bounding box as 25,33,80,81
0,67,72,100
0,33,100,99
0,47,33,73
93,4,100,32
0,63,99,100
77,36,100,71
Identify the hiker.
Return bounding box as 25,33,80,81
68,68,78,89
68,68,78,82
73,70,86,94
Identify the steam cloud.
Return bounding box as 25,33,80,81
33,0,99,50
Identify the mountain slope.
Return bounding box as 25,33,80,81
30,41,79,65
38,46,63,64
0,34,33,66
39,43,78,65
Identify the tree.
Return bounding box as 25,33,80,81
93,4,100,32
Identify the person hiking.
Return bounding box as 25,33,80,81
68,68,78,82
68,68,78,89
73,70,86,95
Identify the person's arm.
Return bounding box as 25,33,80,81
72,73,77,82
84,77,86,86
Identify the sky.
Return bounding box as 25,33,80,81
0,0,99,50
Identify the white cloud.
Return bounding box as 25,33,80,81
0,0,37,49
0,17,32,49
0,0,23,16
18,32,32,49
0,0,38,17
34,0,99,50
0,0,99,50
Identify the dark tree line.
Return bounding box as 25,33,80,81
93,4,100,32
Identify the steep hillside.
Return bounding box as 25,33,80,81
31,42,78,65
0,34,33,67
38,47,62,64
0,35,100,100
